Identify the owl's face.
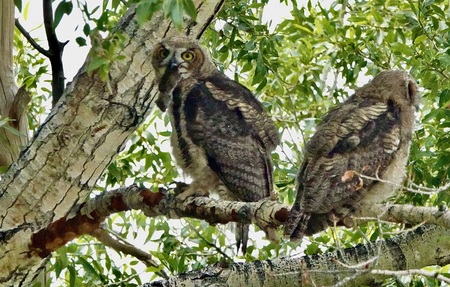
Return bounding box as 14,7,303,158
151,37,207,81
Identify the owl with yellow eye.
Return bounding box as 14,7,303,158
151,36,280,254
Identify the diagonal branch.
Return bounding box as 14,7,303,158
14,19,51,57
90,227,169,279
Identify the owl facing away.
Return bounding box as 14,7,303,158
151,36,280,253
284,70,419,241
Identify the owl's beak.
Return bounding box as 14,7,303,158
168,57,180,69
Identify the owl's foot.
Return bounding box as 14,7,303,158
176,183,210,201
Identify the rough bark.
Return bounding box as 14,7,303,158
0,0,30,170
0,1,224,285
147,225,450,287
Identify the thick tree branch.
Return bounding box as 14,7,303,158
355,202,450,228
146,225,450,287
28,183,450,262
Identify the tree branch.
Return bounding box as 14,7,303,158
43,0,67,107
0,1,30,169
28,183,450,261
90,227,169,279
14,19,51,57
145,225,450,287
354,202,450,229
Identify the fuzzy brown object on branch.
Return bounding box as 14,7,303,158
285,70,419,241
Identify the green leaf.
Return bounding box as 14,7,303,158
14,0,22,12
77,257,100,279
136,0,162,25
76,37,87,46
53,1,73,29
87,56,110,73
67,265,76,287
83,23,91,36
170,0,184,28
439,89,450,107
414,34,428,44
183,0,197,20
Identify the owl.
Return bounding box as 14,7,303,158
151,36,280,253
284,70,419,241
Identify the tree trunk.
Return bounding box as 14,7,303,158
0,1,224,285
147,225,450,287
0,0,30,170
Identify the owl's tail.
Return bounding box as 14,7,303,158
236,223,249,254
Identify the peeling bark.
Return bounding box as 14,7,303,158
0,1,224,285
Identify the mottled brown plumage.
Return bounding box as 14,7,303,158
151,36,280,253
284,70,419,241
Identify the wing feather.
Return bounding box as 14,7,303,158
183,80,273,201
286,95,404,239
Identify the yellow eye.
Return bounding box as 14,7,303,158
159,48,170,59
181,51,195,61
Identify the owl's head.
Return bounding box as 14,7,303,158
151,36,216,82
359,70,420,110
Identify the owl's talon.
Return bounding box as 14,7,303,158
176,186,210,201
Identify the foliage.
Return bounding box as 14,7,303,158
13,0,450,286
13,13,50,131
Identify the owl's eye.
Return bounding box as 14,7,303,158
158,48,170,59
181,51,195,61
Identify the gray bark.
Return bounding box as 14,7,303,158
0,1,224,285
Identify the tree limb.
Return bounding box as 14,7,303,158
89,227,169,279
14,19,51,57
145,225,450,287
42,0,67,106
28,183,450,261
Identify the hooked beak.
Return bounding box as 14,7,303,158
168,57,180,70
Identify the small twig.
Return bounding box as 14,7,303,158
371,268,450,283
359,174,450,195
90,227,169,279
324,270,369,287
333,255,379,270
186,221,233,261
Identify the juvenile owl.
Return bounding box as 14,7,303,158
151,36,280,253
284,70,419,241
